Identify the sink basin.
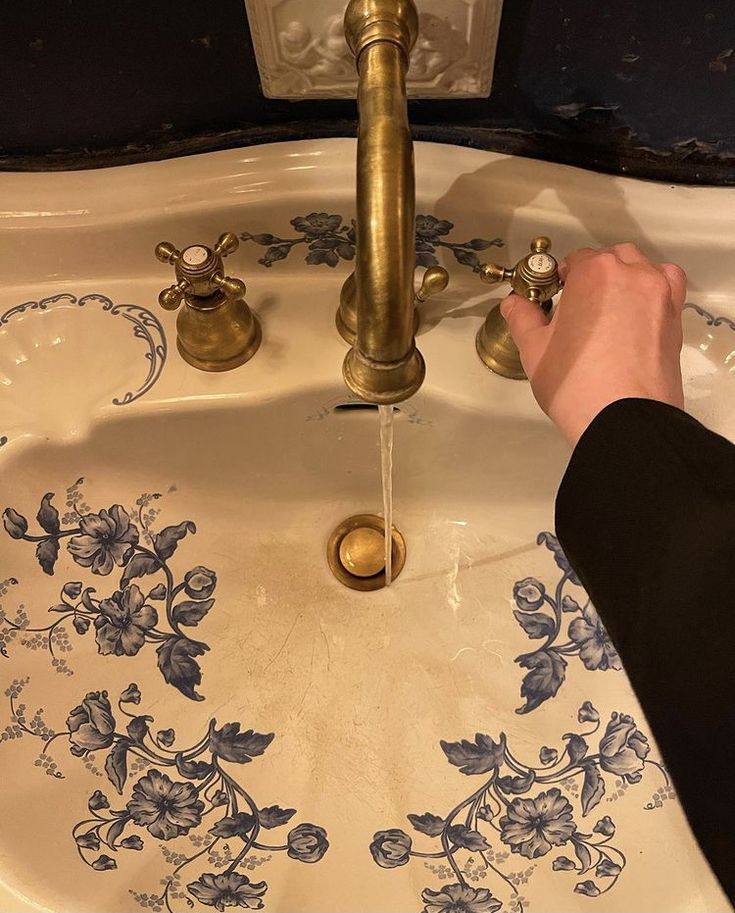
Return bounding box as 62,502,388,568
0,140,732,912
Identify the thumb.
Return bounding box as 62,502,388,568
499,293,549,353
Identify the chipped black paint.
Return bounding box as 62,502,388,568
1,0,734,184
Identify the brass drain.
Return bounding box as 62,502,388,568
327,513,406,591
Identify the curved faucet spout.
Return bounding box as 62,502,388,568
342,0,424,405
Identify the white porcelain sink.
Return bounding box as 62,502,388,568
0,141,732,913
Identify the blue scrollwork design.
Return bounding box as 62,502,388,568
0,293,167,446
684,301,735,330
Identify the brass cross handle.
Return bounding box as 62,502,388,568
155,232,245,311
476,236,563,380
479,236,562,306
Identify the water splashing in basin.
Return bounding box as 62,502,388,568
378,404,394,586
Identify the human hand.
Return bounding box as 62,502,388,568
500,243,687,447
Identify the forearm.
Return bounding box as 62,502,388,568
556,397,735,902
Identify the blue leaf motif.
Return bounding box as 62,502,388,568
172,598,214,627
126,715,153,745
552,856,577,871
416,251,439,268
496,771,536,795
452,248,481,270
596,858,622,877
563,733,588,764
104,741,130,794
154,521,196,560
407,812,445,837
536,532,581,586
156,637,209,702
580,763,606,815
209,721,274,764
514,610,555,639
175,754,213,780
593,815,615,837
75,831,101,850
209,813,257,838
573,839,592,873
259,806,297,829
37,493,60,535
36,537,60,575
440,733,506,775
574,880,601,897
121,553,160,585
446,824,490,852
516,649,567,714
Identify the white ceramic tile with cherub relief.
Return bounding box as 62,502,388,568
244,0,504,98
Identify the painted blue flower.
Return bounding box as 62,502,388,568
370,829,412,868
568,604,621,671
187,872,267,911
68,505,139,575
94,585,158,657
578,701,600,723
499,788,576,858
599,713,650,783
513,577,546,612
66,690,116,756
290,213,342,236
127,769,204,840
183,565,217,599
421,883,501,913
416,215,453,241
286,823,329,863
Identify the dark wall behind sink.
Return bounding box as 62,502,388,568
1,0,734,183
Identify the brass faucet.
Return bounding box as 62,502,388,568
155,232,262,372
338,0,447,405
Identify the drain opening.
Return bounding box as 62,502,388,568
333,403,400,414
327,513,406,591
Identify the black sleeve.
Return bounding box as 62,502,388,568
556,398,735,903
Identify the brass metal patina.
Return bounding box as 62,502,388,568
476,236,562,380
155,232,262,372
339,0,448,404
327,513,407,590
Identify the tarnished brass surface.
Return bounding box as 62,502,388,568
336,265,445,346
155,232,261,372
476,237,562,380
327,513,407,591
339,527,385,577
341,0,424,404
416,266,449,303
336,272,359,345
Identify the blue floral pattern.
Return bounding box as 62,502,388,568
1,679,328,912
511,533,621,714
1,480,214,701
369,703,671,911
240,213,503,272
